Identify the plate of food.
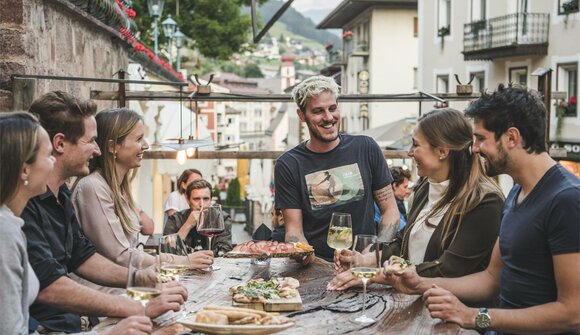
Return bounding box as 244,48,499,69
225,241,314,259
178,305,295,335
230,277,302,312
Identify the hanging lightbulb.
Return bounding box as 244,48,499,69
176,150,187,165
387,159,393,166
402,165,409,170
186,147,195,157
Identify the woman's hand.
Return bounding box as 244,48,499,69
382,263,424,295
186,250,214,269
333,249,355,273
327,270,362,291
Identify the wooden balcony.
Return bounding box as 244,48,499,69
462,13,550,61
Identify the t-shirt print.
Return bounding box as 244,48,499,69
305,163,365,210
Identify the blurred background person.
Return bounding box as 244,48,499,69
164,168,203,223
374,166,412,231
163,179,232,255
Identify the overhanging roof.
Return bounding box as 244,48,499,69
318,0,417,29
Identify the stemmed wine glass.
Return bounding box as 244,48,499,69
158,234,191,281
127,250,161,307
327,212,353,253
197,204,225,271
350,234,380,324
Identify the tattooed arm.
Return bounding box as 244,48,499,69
282,208,315,265
374,185,400,242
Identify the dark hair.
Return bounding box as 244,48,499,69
0,112,40,205
390,167,411,187
186,179,212,198
177,169,203,194
29,91,97,144
464,83,547,154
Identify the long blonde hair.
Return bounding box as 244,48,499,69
405,109,503,250
91,108,142,235
0,112,40,205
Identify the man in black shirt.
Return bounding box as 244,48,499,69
23,92,187,333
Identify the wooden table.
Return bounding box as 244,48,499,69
176,257,477,335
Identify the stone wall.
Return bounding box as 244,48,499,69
0,0,132,111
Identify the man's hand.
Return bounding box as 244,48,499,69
327,267,390,291
186,250,214,269
103,316,152,335
383,263,424,295
333,249,354,273
185,210,200,229
423,284,478,329
145,281,188,318
135,265,158,288
291,252,315,265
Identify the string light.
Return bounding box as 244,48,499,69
186,147,195,157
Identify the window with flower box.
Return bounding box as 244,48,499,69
557,62,578,117
559,0,579,15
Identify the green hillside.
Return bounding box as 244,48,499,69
267,22,328,51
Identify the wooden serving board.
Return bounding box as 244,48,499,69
224,251,313,259
233,292,303,312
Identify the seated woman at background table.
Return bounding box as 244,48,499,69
72,108,214,272
328,108,504,290
0,112,152,335
164,168,203,220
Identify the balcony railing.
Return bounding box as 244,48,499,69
463,13,550,60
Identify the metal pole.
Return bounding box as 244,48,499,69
153,16,159,56
168,37,173,67
177,45,182,70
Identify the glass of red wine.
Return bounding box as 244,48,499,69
197,204,225,271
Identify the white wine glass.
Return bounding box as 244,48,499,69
158,234,191,281
327,212,353,251
127,250,161,307
197,204,225,271
351,234,380,324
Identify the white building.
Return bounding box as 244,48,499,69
419,0,579,175
318,0,419,132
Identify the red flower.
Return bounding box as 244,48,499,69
342,30,353,39
324,43,333,50
126,9,136,19
569,96,577,105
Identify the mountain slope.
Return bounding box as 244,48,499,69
257,1,341,47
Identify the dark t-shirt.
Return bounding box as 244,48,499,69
22,186,97,333
275,134,391,260
499,164,579,314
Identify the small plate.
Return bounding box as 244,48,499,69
178,315,295,335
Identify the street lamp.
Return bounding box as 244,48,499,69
147,0,165,56
173,28,186,71
161,14,177,66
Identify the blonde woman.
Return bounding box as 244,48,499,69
329,109,504,290
73,108,213,270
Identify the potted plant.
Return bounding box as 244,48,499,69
555,96,577,140
342,30,353,42
438,25,450,48
224,178,244,219
562,0,579,25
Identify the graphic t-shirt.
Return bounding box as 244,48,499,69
275,134,391,260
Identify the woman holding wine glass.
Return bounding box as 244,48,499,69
350,234,381,323
328,109,503,291
0,112,153,335
72,108,213,276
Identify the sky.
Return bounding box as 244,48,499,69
291,0,341,12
